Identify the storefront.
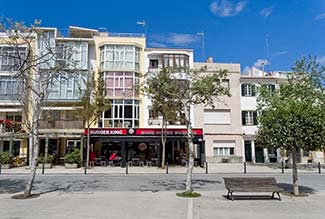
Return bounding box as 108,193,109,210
85,128,204,167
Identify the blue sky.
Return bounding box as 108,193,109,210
1,0,324,71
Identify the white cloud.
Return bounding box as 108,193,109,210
253,59,270,68
166,33,198,45
209,0,247,17
272,51,288,57
150,33,199,47
317,56,325,65
148,42,167,48
314,13,325,21
260,6,274,18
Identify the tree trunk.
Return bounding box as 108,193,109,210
86,123,90,169
24,94,41,197
161,117,167,168
184,104,194,192
291,146,299,195
45,134,49,163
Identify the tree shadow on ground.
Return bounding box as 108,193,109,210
277,183,316,195
0,179,73,196
0,179,26,194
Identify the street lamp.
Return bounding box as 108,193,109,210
137,20,146,36
197,32,205,62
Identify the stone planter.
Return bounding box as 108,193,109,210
64,163,78,168
37,163,53,169
1,164,13,169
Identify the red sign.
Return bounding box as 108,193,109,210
85,128,128,135
86,128,203,136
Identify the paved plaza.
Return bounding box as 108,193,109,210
0,164,324,219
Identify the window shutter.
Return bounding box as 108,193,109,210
241,84,245,96
242,111,246,125
253,111,258,125
252,85,256,96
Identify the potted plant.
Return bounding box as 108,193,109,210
37,154,54,169
0,152,14,169
64,148,81,168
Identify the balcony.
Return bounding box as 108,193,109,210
0,123,22,133
39,119,84,129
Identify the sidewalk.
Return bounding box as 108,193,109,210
1,190,324,219
1,163,322,175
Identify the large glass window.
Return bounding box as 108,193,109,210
56,41,88,70
0,76,22,101
37,30,56,69
45,72,87,100
100,45,140,71
162,54,189,69
104,72,139,97
0,47,27,71
102,99,139,128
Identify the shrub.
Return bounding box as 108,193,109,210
64,148,81,164
38,154,54,164
0,152,14,165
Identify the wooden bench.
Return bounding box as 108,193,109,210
223,177,283,201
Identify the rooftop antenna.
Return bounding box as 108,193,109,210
265,32,270,73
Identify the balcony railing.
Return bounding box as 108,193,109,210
148,118,185,126
0,123,22,133
39,119,83,129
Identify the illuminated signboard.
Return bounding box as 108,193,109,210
86,128,203,136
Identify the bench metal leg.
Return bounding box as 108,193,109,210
277,192,282,201
226,190,234,201
272,192,281,201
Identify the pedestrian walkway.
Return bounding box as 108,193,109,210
1,163,322,175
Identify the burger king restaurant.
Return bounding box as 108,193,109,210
86,128,204,167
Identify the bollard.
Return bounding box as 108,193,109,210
244,162,247,174
206,162,208,174
126,162,128,175
318,162,321,174
166,162,169,174
281,161,284,174
42,163,45,175
84,161,87,175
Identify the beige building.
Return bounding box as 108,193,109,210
194,59,243,163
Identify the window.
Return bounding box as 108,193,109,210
45,72,87,100
149,59,158,68
204,110,231,124
162,54,189,69
242,111,257,126
0,47,27,71
100,45,140,71
102,99,139,128
241,84,256,96
56,41,88,70
0,76,22,101
104,72,139,97
213,141,235,156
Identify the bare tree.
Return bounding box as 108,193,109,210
75,71,110,170
0,18,80,197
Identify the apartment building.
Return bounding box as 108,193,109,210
194,59,243,163
241,67,324,164
141,48,204,166
0,34,28,158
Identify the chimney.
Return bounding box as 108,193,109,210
206,57,213,63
